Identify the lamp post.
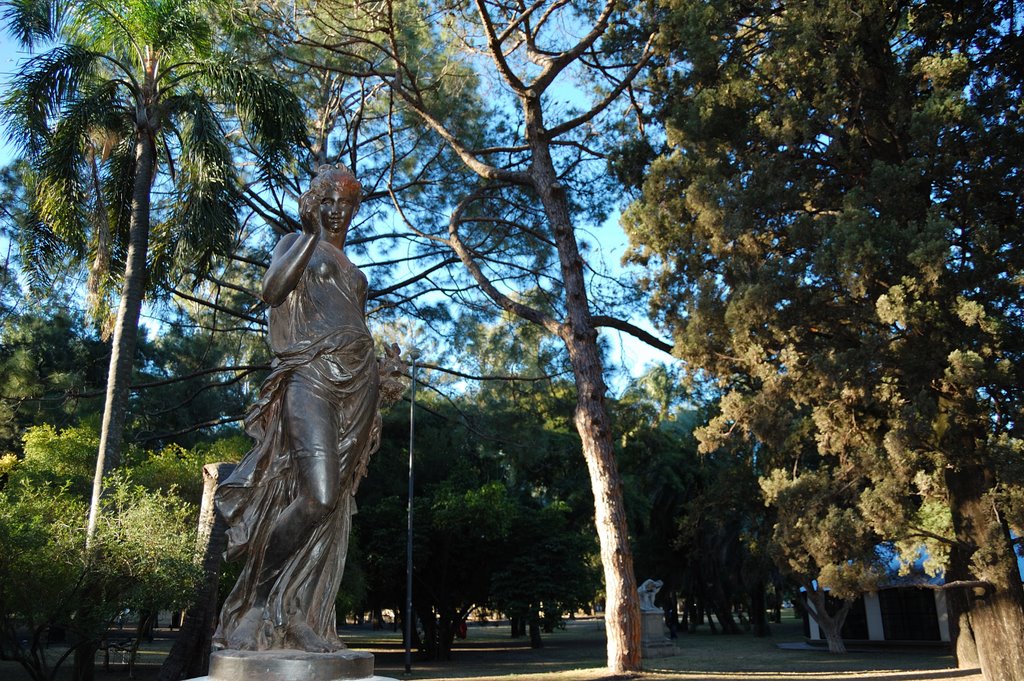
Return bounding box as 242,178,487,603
405,348,421,674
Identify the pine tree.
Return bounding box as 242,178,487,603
623,1,1024,677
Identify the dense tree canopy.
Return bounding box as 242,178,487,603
623,0,1024,676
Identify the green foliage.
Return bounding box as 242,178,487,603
615,370,777,635
354,378,604,658
14,419,244,509
129,322,266,451
761,469,884,602
625,0,1024,601
0,297,261,472
18,424,99,495
490,502,599,632
0,452,16,477
0,480,87,680
128,443,210,505
0,309,107,452
0,474,197,681
91,473,200,612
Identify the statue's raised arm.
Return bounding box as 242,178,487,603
260,191,321,307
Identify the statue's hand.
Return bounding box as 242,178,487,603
298,189,320,236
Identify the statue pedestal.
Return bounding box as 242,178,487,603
187,650,396,681
640,610,677,660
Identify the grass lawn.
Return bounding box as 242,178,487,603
0,612,981,681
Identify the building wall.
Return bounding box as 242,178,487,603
804,587,950,643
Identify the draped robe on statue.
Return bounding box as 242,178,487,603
213,240,380,650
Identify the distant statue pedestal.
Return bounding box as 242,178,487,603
187,649,396,681
637,578,677,661
640,610,677,659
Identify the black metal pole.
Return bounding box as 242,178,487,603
405,349,420,674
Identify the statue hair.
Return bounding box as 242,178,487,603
308,164,362,212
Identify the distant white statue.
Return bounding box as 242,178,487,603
638,578,663,612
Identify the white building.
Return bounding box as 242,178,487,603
804,587,951,644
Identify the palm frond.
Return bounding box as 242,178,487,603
204,59,305,183
153,0,211,57
2,45,101,157
14,168,79,290
1,0,70,49
156,92,238,286
32,81,126,253
100,133,138,277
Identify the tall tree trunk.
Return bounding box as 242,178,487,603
945,457,1024,681
804,588,851,654
157,463,235,681
710,580,741,634
129,611,156,679
436,609,456,661
73,642,96,681
435,68,643,675
86,133,156,543
510,616,524,638
566,335,641,671
416,604,437,660
528,614,543,649
945,527,981,669
693,596,705,629
527,120,641,672
750,581,771,637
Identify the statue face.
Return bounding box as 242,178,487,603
319,186,356,238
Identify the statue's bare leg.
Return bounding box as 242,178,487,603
228,379,343,650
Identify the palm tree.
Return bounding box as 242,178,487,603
1,0,304,543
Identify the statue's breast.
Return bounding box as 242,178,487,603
307,245,367,298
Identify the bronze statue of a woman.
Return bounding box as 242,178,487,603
213,165,387,652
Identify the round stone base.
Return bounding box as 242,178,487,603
207,649,382,681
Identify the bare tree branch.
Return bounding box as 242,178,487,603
420,361,571,383
531,0,618,93
144,367,263,418
133,414,246,445
70,365,269,398
548,36,656,138
386,78,530,184
224,250,268,269
207,275,259,300
591,315,673,354
474,0,528,93
166,286,264,324
241,185,298,235
369,256,460,298
447,191,561,333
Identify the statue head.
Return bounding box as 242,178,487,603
309,163,362,213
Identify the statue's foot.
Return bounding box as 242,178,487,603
286,621,345,652
226,607,267,650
